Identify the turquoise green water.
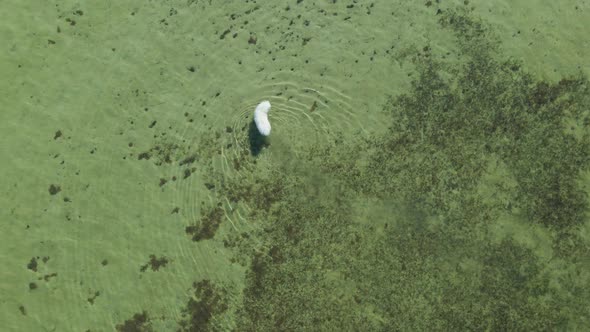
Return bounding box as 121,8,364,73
1,1,589,331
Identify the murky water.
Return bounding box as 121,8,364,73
1,1,589,331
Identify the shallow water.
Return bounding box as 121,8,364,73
1,1,589,331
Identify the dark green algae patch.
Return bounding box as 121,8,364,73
116,8,590,332
212,8,590,331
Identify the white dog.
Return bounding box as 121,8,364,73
254,100,271,136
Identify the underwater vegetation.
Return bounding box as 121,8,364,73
184,7,590,332
177,280,232,332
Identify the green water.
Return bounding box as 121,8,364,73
1,1,589,331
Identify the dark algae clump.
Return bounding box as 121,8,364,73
177,280,230,332
363,8,590,234
185,205,225,241
139,254,170,272
210,8,590,331
116,311,153,332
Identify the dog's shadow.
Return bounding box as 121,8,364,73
248,120,270,156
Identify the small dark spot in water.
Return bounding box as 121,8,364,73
179,155,198,166
183,168,195,179
116,311,152,332
220,29,231,39
309,101,318,112
87,291,100,304
40,272,58,281
140,255,169,272
48,184,61,195
138,152,151,160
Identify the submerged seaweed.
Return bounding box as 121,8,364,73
191,7,590,331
